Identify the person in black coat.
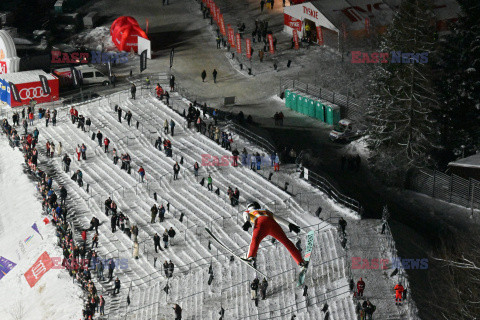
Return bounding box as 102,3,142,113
113,277,121,294
96,130,103,147
117,107,122,123
60,186,67,205
173,304,182,320
111,213,117,233
131,84,136,99
153,233,162,253
105,197,112,216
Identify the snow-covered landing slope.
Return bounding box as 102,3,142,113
0,138,82,320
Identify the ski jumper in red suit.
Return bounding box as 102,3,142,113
244,209,303,265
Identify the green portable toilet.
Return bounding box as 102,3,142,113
291,91,298,112
315,100,325,122
307,97,316,118
326,104,341,125
303,96,314,117
296,93,304,113
301,95,309,115
285,89,292,109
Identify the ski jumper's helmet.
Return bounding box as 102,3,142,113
247,202,261,211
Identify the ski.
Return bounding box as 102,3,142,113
205,228,269,280
297,230,315,286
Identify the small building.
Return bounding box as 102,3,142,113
448,154,480,181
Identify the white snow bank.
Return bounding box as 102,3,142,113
0,138,82,320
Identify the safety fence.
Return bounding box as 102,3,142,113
303,168,363,215
279,78,366,121
224,120,363,216
408,168,480,216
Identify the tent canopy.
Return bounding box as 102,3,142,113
284,1,338,32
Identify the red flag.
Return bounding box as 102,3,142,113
228,26,235,47
246,38,252,59
211,3,217,22
24,251,53,288
267,34,274,54
293,29,299,50
236,33,242,54
227,24,232,44
219,15,226,36
43,217,50,225
316,26,324,45
216,7,221,25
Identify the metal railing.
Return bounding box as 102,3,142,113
304,168,363,215
408,168,480,216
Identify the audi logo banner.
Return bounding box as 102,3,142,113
0,78,59,107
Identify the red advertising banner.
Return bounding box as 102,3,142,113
236,34,242,53
267,34,274,54
246,38,252,59
219,15,226,36
24,251,53,288
283,14,302,31
227,24,232,44
293,29,299,50
216,7,221,25
228,26,235,47
316,26,323,45
211,3,217,22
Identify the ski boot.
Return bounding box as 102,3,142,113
241,255,256,267
299,260,309,273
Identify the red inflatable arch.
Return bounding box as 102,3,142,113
110,16,148,52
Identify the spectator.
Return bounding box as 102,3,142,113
194,161,199,177
173,304,182,320
131,83,136,99
154,233,162,253
168,227,176,246
163,230,169,248
138,166,146,182
260,278,268,300
151,204,158,223
207,175,213,191
113,277,121,295
357,277,365,297
250,278,259,300
170,119,176,136
201,70,207,82
394,282,404,305
173,162,180,180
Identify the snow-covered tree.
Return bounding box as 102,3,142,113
432,0,480,168
366,0,438,185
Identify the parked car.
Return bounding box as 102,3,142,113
329,119,365,142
